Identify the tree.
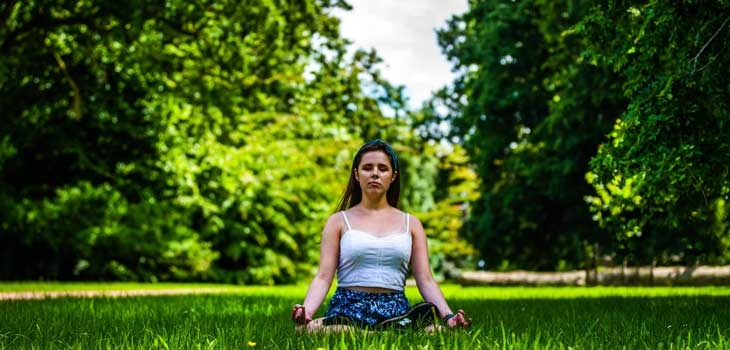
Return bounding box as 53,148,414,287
0,0,413,283
432,0,625,270
581,1,730,266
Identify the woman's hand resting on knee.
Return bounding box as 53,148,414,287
291,304,311,325
444,310,471,328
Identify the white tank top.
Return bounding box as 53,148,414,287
336,211,412,291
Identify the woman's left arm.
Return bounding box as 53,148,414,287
409,215,471,328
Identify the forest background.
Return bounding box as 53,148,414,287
1,0,728,285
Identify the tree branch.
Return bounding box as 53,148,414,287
690,15,730,72
53,52,83,120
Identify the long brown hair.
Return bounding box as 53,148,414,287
335,139,401,212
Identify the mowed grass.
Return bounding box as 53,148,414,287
1,283,729,349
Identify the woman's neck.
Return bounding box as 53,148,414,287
356,198,390,211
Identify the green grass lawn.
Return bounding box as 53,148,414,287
1,283,729,349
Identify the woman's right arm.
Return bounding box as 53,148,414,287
294,213,342,323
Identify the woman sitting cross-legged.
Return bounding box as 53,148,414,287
291,139,472,332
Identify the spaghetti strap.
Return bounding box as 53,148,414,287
405,213,410,233
340,211,352,231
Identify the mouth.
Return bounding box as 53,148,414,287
367,181,382,188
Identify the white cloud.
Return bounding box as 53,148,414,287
332,0,468,109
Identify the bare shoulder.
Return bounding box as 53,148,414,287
406,212,425,234
322,211,346,235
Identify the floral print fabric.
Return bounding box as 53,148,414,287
324,287,410,326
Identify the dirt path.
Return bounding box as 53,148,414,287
0,288,227,301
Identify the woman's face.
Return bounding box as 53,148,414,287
355,150,397,195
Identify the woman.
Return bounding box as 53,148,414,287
291,139,471,332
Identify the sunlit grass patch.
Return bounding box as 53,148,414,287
0,283,729,349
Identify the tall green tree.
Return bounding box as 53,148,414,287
432,0,626,270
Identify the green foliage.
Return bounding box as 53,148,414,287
580,1,730,265
432,0,625,270
0,0,424,283
161,111,362,284
414,143,479,276
0,0,468,284
6,0,726,284
432,0,729,270
2,182,217,281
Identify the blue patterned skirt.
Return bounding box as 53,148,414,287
324,287,411,327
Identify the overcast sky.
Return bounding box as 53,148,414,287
332,0,469,109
